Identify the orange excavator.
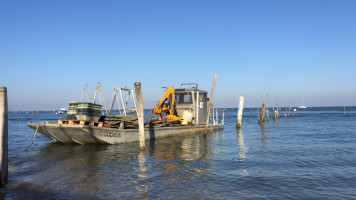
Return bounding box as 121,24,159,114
149,86,180,122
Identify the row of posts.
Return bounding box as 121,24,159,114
235,95,301,128
258,95,295,124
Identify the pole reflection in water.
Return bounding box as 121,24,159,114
236,128,248,176
135,149,148,198
138,149,146,178
259,125,268,151
236,128,247,161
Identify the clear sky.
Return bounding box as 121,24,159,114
1,0,355,111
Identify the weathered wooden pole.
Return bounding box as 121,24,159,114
0,87,8,186
266,94,269,121
276,95,280,118
344,106,346,115
205,74,217,130
256,100,259,120
236,96,244,128
288,97,291,117
134,83,145,149
259,103,265,125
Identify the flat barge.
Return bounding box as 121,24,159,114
27,83,224,145
27,122,222,144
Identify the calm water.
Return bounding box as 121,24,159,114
1,107,356,199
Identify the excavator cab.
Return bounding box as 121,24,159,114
175,83,208,125
148,83,209,125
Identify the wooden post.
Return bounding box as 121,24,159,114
288,97,291,117
222,111,225,125
236,96,244,128
205,74,217,130
134,83,145,149
256,100,259,121
259,103,264,124
262,103,265,122
266,94,269,121
276,95,279,118
0,87,8,186
344,106,346,115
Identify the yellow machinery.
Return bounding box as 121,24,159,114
149,86,180,122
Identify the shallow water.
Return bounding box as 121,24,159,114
1,107,356,199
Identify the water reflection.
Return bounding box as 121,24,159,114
259,125,268,151
21,132,215,198
150,133,211,184
135,149,148,199
236,129,249,176
138,149,146,178
236,129,247,161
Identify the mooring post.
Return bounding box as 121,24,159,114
0,87,8,187
266,94,269,121
134,83,145,149
288,97,291,117
205,74,217,130
256,100,259,120
344,106,346,116
236,96,244,128
259,103,264,125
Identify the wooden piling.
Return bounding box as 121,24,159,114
259,103,265,124
344,106,346,115
134,83,145,149
266,94,269,121
256,100,260,122
236,96,244,128
276,95,280,118
205,74,217,130
261,97,264,122
0,87,8,186
288,97,291,117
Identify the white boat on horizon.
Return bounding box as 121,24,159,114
298,97,307,109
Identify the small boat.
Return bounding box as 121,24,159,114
56,108,67,114
126,106,136,113
27,83,224,145
298,96,307,109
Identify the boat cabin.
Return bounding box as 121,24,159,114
175,83,208,125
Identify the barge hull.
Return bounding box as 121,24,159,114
27,122,222,144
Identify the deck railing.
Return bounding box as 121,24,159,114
210,105,225,125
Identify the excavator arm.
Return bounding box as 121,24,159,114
151,86,180,121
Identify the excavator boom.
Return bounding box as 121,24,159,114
150,86,180,121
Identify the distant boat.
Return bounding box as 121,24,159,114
298,97,307,109
126,106,136,114
56,108,67,114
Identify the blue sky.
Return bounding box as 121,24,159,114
1,0,355,110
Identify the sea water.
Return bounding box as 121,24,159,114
1,107,356,199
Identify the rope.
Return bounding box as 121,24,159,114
25,123,39,151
